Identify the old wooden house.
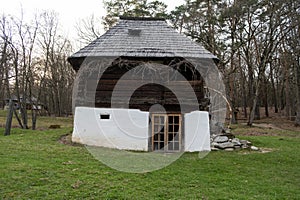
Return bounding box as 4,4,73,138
68,17,220,152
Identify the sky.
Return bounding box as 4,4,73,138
0,0,185,46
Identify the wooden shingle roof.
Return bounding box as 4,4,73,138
68,17,217,70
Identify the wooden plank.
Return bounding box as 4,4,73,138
95,97,203,105
97,79,203,85
96,86,203,93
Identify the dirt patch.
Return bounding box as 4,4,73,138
232,110,300,138
235,108,300,132
59,134,82,146
240,131,280,137
234,127,299,137
240,120,300,132
238,147,275,155
49,124,61,129
260,147,274,153
251,123,283,130
257,117,300,132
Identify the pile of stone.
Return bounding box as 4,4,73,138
211,129,259,151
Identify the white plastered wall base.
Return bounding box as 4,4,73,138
72,107,149,151
184,111,211,152
72,107,211,152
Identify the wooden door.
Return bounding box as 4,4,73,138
151,114,182,152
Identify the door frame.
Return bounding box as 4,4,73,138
149,113,183,152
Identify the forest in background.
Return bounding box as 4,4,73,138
1,0,299,130
0,11,75,129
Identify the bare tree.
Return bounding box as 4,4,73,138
239,1,293,125
38,11,75,116
12,11,39,129
296,60,300,126
288,1,300,125
0,15,10,109
1,10,75,132
76,15,102,46
0,14,24,132
168,0,299,126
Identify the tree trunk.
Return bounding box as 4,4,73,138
255,102,260,120
13,109,24,129
243,94,248,118
248,84,258,126
284,63,291,119
0,53,4,109
280,83,285,111
248,97,257,126
270,66,278,113
32,110,37,130
231,105,237,124
5,100,13,136
295,59,300,126
248,69,264,126
229,74,237,124
264,78,269,117
265,99,269,117
0,39,8,110
238,52,248,118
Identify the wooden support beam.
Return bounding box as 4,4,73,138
4,100,13,136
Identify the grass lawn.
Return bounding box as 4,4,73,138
0,111,299,199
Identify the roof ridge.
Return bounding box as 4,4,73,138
119,16,165,21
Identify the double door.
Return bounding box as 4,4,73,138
151,114,182,152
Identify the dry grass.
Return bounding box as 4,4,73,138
0,110,73,130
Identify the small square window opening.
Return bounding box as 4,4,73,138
100,114,110,119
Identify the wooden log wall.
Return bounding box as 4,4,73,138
94,58,208,113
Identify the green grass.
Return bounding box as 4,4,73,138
0,114,299,199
